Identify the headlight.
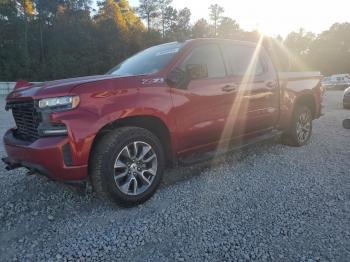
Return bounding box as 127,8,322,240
38,96,80,111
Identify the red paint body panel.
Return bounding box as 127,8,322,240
3,130,87,180
278,72,323,131
3,39,323,181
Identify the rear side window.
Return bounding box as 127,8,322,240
227,45,265,77
181,44,226,78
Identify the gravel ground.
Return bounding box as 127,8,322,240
0,91,349,261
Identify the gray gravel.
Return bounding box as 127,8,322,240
0,91,349,261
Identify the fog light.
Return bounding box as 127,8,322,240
41,128,68,135
38,122,68,137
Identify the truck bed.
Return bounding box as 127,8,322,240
278,71,323,81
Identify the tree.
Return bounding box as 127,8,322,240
217,17,240,39
163,6,177,36
118,0,144,29
158,0,172,38
94,0,147,73
192,18,210,38
285,29,315,56
284,28,315,71
20,0,35,72
32,0,61,64
177,7,191,31
0,0,23,80
309,23,350,75
209,4,224,36
167,7,191,40
96,0,143,32
137,0,158,31
2,0,350,82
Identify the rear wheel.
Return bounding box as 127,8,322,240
283,106,313,147
90,127,165,206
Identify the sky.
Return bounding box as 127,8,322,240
93,0,349,37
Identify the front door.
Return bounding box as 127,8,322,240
170,43,237,153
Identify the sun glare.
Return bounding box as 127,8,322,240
256,23,267,36
214,34,265,158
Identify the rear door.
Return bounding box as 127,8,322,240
223,43,279,135
171,43,238,152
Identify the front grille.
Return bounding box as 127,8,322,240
6,100,41,141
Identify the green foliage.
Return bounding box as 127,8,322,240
192,18,210,38
278,25,350,75
217,17,240,39
163,6,177,35
283,29,315,71
308,23,350,75
158,0,172,37
166,7,191,40
209,3,224,36
137,0,158,31
0,0,149,81
0,1,349,81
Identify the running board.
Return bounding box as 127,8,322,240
179,130,282,165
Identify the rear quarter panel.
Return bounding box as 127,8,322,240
278,72,323,131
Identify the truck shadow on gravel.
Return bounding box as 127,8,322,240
67,138,280,197
0,137,284,246
0,137,280,217
161,138,279,188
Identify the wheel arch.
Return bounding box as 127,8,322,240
88,115,175,170
294,93,316,118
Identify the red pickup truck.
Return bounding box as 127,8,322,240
2,39,323,206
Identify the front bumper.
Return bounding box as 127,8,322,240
2,129,87,181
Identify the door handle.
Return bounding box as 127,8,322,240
222,84,237,92
266,81,277,88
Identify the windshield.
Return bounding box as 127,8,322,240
107,42,184,77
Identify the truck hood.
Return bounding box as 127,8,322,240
6,75,118,101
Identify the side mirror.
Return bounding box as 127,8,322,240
166,67,189,89
343,119,350,129
186,64,208,80
167,64,208,89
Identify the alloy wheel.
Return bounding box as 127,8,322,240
296,111,311,144
113,141,158,196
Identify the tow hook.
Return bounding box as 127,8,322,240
1,157,21,171
25,169,36,176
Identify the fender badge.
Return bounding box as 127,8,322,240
141,78,164,85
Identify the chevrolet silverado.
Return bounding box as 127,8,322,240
2,39,323,206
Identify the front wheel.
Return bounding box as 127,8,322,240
89,127,165,206
282,106,313,147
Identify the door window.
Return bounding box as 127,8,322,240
181,44,226,78
226,45,265,77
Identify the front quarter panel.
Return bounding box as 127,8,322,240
51,77,140,166
50,76,175,166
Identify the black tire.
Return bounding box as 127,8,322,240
282,105,313,147
89,127,165,206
